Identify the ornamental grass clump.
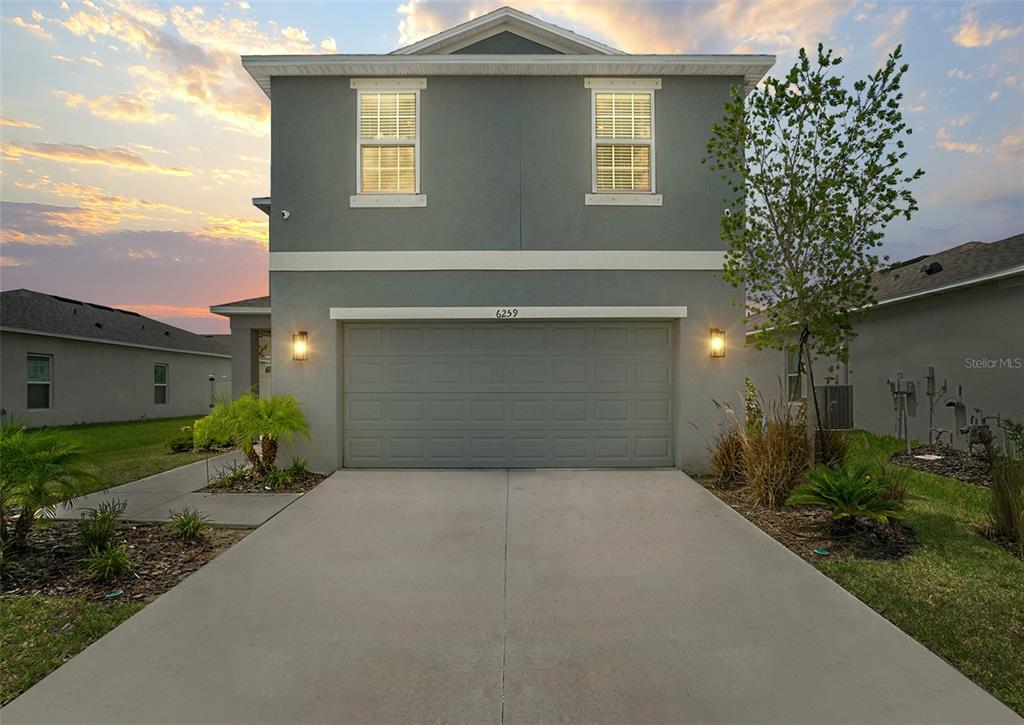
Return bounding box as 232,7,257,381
990,455,1024,556
743,409,809,508
707,401,745,489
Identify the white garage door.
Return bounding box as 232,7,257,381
342,321,674,467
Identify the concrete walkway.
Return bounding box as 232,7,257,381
5,470,1020,724
54,452,303,527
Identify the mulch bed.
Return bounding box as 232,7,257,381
704,482,916,562
198,467,326,494
1,521,247,603
891,444,992,486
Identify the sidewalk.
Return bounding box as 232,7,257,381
55,452,304,527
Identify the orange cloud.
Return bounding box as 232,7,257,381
953,10,1022,47
935,126,985,154
997,127,1024,161
114,303,216,319
0,116,41,129
7,16,53,41
80,55,104,67
56,89,175,124
197,215,267,245
1,141,192,175
0,257,30,267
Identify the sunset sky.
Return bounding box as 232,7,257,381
2,0,1022,334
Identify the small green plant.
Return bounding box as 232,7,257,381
263,467,292,491
166,424,195,453
167,508,209,543
82,545,132,581
193,394,310,473
787,463,906,527
286,457,308,479
990,455,1023,556
77,499,126,551
1003,418,1024,459
211,461,248,489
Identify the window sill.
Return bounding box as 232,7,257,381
585,193,662,207
350,194,427,208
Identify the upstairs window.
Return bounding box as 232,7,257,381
27,354,51,410
593,90,654,193
357,90,418,194
154,364,168,405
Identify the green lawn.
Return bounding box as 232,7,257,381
29,416,212,496
0,595,142,704
819,432,1024,715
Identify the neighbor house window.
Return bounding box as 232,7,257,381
357,90,418,193
27,354,51,410
593,90,654,192
154,364,168,405
786,347,803,402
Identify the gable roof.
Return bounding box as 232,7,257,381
241,7,774,98
391,6,623,56
0,289,231,357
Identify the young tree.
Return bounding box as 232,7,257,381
704,44,923,461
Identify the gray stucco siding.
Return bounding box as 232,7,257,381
0,331,230,427
268,269,745,473
269,75,738,253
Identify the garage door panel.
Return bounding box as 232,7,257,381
343,321,674,468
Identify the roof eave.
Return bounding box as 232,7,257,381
241,54,776,98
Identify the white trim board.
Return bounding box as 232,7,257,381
270,250,725,272
0,327,231,359
330,306,687,321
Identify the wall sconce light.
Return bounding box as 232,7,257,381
709,328,726,358
292,331,308,361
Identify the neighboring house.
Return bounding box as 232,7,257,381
214,7,775,471
1,289,231,427
746,233,1024,445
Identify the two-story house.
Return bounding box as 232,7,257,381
213,7,774,472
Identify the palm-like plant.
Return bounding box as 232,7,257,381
193,394,310,472
786,463,905,526
1,424,95,551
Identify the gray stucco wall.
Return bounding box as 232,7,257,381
0,332,231,427
745,278,1024,444
269,270,745,473
268,75,736,252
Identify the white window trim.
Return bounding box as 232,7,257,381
27,353,53,410
353,83,425,208
588,79,658,204
154,363,169,405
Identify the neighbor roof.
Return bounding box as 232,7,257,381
210,295,271,316
745,232,1024,334
872,233,1024,304
241,7,774,98
0,289,231,357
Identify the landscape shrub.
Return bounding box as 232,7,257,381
193,394,309,473
743,402,809,507
990,455,1024,555
818,427,849,468
707,401,745,488
263,468,292,491
0,423,95,551
286,457,309,479
743,378,764,437
78,499,127,551
166,424,195,453
210,461,248,489
167,508,209,544
82,545,132,582
786,463,906,527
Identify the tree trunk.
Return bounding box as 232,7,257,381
11,507,34,551
800,332,827,468
260,436,278,471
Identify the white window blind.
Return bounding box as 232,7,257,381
592,91,654,193
357,91,418,194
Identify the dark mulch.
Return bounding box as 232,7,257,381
1,521,247,603
705,483,916,562
891,444,992,486
199,468,326,494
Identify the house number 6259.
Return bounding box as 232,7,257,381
495,308,519,319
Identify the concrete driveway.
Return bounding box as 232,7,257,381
4,470,1019,724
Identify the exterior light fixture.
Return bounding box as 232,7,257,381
709,328,726,358
292,331,308,361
